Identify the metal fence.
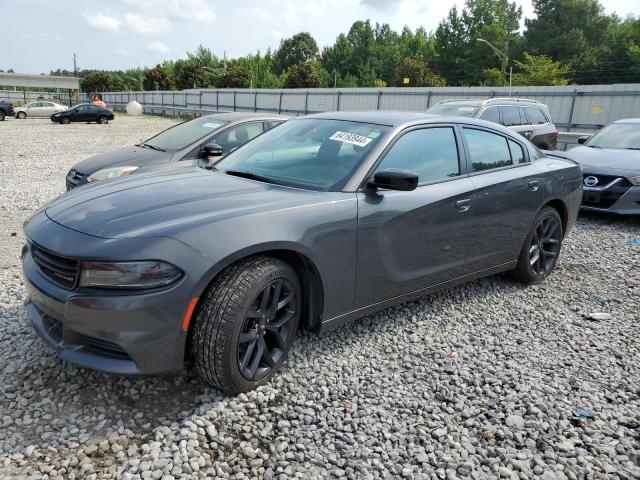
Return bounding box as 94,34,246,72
4,84,640,146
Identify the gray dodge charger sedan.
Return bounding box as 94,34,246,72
22,112,582,393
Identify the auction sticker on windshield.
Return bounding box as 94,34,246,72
329,131,373,147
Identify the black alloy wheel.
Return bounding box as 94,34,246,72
529,215,561,276
61,117,70,124
98,115,108,124
191,256,301,393
237,278,297,382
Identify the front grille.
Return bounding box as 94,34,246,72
30,242,78,289
582,174,632,209
42,314,63,343
79,335,131,360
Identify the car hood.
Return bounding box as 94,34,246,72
72,146,174,174
558,146,640,174
45,167,328,239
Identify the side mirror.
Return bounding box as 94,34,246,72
203,142,224,157
368,169,418,192
577,135,591,145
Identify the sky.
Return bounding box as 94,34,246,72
3,0,638,74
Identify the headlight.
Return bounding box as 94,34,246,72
87,166,138,183
629,176,640,186
79,261,182,289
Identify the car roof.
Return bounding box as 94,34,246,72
200,112,289,122
613,118,640,124
301,110,519,135
434,97,544,108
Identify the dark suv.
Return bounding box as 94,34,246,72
427,98,558,149
0,100,15,121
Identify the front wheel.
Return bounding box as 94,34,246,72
0,111,5,121
16,111,26,119
512,206,563,285
191,257,301,394
98,115,108,124
61,117,70,124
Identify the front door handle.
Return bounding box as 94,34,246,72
455,199,471,212
528,180,540,191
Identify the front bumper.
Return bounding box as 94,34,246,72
581,174,640,215
21,213,214,375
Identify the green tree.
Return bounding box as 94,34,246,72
283,62,327,88
512,53,569,85
80,71,125,92
274,32,319,74
395,56,445,87
142,64,175,90
174,59,215,89
220,65,251,88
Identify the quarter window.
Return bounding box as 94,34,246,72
463,128,512,172
479,107,500,123
508,139,526,164
523,107,548,125
376,127,460,184
500,106,522,126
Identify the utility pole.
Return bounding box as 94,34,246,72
223,51,227,71
73,53,78,75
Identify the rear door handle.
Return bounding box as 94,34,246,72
528,180,540,191
455,199,471,212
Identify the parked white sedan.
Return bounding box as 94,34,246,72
15,101,67,119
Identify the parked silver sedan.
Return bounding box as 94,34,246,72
15,101,67,119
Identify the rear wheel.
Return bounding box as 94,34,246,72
61,117,70,124
0,111,5,121
512,206,563,284
98,115,108,124
191,256,301,394
16,111,26,119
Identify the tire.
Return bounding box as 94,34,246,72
191,256,301,394
61,117,70,124
512,206,563,285
0,111,5,121
98,115,108,124
16,111,26,119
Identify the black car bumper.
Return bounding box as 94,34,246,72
21,213,213,375
581,173,640,215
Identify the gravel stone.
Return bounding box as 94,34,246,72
0,115,639,478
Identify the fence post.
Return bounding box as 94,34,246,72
233,91,236,112
376,90,382,110
278,91,283,114
199,92,202,112
426,91,432,109
304,91,309,114
161,92,164,116
567,89,578,132
254,91,258,112
336,91,341,111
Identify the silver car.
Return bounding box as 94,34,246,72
427,98,558,150
15,101,67,119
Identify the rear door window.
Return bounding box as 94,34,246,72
523,107,548,125
463,128,512,172
478,106,500,123
499,106,522,126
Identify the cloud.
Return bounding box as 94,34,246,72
124,13,170,34
116,48,129,56
171,0,215,22
84,13,121,32
147,41,170,54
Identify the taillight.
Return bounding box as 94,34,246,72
553,129,558,143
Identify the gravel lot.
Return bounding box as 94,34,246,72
1,115,639,480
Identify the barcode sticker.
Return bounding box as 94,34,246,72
329,131,373,147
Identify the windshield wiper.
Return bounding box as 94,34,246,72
225,170,282,185
585,145,601,149
139,143,166,152
626,147,640,150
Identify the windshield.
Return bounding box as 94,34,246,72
426,104,481,118
587,123,640,149
144,117,227,151
216,118,390,191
